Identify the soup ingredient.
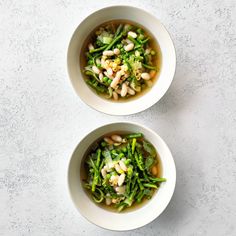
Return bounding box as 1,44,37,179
82,133,166,212
83,23,159,100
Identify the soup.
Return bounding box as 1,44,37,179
80,20,162,101
80,132,166,212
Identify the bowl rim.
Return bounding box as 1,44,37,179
67,121,176,231
67,5,177,116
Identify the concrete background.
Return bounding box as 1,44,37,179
0,0,235,235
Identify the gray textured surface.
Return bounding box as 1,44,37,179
0,0,236,235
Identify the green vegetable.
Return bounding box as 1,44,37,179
132,138,136,154
143,183,158,189
143,140,156,156
149,177,166,183
89,45,107,53
102,36,113,44
84,23,160,100
134,151,144,171
83,132,166,211
142,63,157,70
105,34,122,50
126,133,143,139
86,80,106,93
145,156,155,170
92,188,104,203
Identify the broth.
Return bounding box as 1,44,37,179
80,132,163,212
80,20,162,102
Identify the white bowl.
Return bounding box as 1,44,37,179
68,122,176,231
67,6,176,115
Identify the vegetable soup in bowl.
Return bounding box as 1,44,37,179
67,6,176,115
68,122,176,231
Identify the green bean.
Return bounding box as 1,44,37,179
89,45,107,53
143,183,158,189
86,80,106,93
91,159,99,192
140,37,150,44
137,177,144,191
92,188,104,203
126,133,143,139
127,35,139,46
84,70,102,84
114,24,123,37
99,159,105,173
124,185,138,206
142,63,157,70
96,149,101,168
117,202,128,212
83,132,166,211
131,138,136,154
105,34,122,50
125,179,131,195
149,177,167,183
139,152,144,170
127,166,133,179
137,28,144,34
136,190,145,203
134,152,144,171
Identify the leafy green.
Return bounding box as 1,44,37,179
143,141,156,156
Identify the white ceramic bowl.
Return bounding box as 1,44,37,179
67,6,176,115
68,122,176,231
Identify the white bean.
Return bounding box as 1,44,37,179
103,50,114,56
126,39,132,44
124,43,134,51
113,48,120,55
107,68,113,76
105,197,112,205
115,186,126,195
110,175,119,185
110,77,120,89
101,58,106,68
88,43,94,50
124,73,129,78
118,173,126,186
104,137,114,145
141,72,151,80
112,91,119,100
127,87,135,95
115,71,122,79
108,161,114,169
101,168,107,178
119,160,127,171
99,73,103,81
128,31,137,38
111,135,122,143
103,165,108,171
121,83,128,97
96,58,101,65
92,65,100,74
112,198,118,203
115,89,121,94
115,163,122,173
104,71,113,79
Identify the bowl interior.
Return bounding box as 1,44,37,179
67,6,176,115
68,122,176,231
